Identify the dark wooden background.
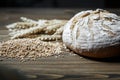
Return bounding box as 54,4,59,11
0,8,120,80
0,0,119,8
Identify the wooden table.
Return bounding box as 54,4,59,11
0,8,120,80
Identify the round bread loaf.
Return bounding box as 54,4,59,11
62,9,120,58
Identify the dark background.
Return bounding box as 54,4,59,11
0,0,119,8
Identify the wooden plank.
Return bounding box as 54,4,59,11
0,8,76,30
0,30,10,41
0,58,120,80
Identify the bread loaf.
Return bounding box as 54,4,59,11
62,9,120,58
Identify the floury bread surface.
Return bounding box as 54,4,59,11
62,9,120,58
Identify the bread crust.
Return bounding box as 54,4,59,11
72,45,120,58
62,9,120,58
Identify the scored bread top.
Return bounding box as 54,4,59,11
62,9,120,51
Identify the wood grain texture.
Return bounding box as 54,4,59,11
0,8,120,80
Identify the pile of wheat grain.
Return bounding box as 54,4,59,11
0,38,69,60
